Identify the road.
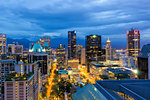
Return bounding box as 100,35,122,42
46,63,57,99
80,69,95,84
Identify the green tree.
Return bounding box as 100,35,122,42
51,79,72,99
85,79,90,85
51,85,63,99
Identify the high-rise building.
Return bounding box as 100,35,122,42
8,44,23,55
86,35,102,72
40,37,51,47
127,29,140,65
4,62,40,100
0,60,16,84
0,60,16,98
56,44,66,69
29,42,46,53
29,53,48,75
0,63,1,100
138,44,150,79
68,31,77,60
81,48,86,65
0,33,7,54
76,44,83,64
105,37,113,60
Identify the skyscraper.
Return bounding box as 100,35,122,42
86,35,102,72
68,31,77,60
81,48,86,65
0,33,7,54
56,44,66,69
76,44,83,64
138,44,150,79
127,29,140,65
105,37,113,60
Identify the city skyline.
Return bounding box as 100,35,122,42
0,0,150,48
0,0,150,100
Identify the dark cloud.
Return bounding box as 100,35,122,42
0,0,150,48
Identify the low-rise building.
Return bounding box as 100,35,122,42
89,61,121,77
72,80,150,100
103,68,132,80
68,59,79,69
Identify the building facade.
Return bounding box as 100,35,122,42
0,64,1,100
127,29,140,65
81,48,86,65
56,44,66,69
0,33,7,54
68,31,77,60
30,53,48,75
105,38,113,61
8,44,23,55
4,61,40,100
86,35,102,72
0,60,16,96
138,44,150,79
68,59,79,69
76,44,83,64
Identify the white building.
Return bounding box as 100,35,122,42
120,54,134,67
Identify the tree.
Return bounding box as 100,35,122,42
53,78,58,83
42,88,47,98
51,79,72,100
85,79,90,85
51,85,63,99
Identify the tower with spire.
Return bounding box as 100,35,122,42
105,37,113,61
106,37,111,46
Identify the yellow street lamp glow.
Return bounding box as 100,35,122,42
93,35,97,38
133,69,138,74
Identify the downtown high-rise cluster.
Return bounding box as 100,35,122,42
0,28,150,100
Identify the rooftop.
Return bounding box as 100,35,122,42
104,68,132,74
138,44,150,58
91,62,120,68
0,60,16,63
43,41,49,47
5,72,34,81
72,79,150,100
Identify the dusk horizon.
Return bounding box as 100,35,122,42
1,0,150,49
0,0,150,100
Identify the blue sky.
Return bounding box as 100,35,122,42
0,0,150,48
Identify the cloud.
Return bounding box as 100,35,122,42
43,32,61,37
0,0,150,48
141,28,150,38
